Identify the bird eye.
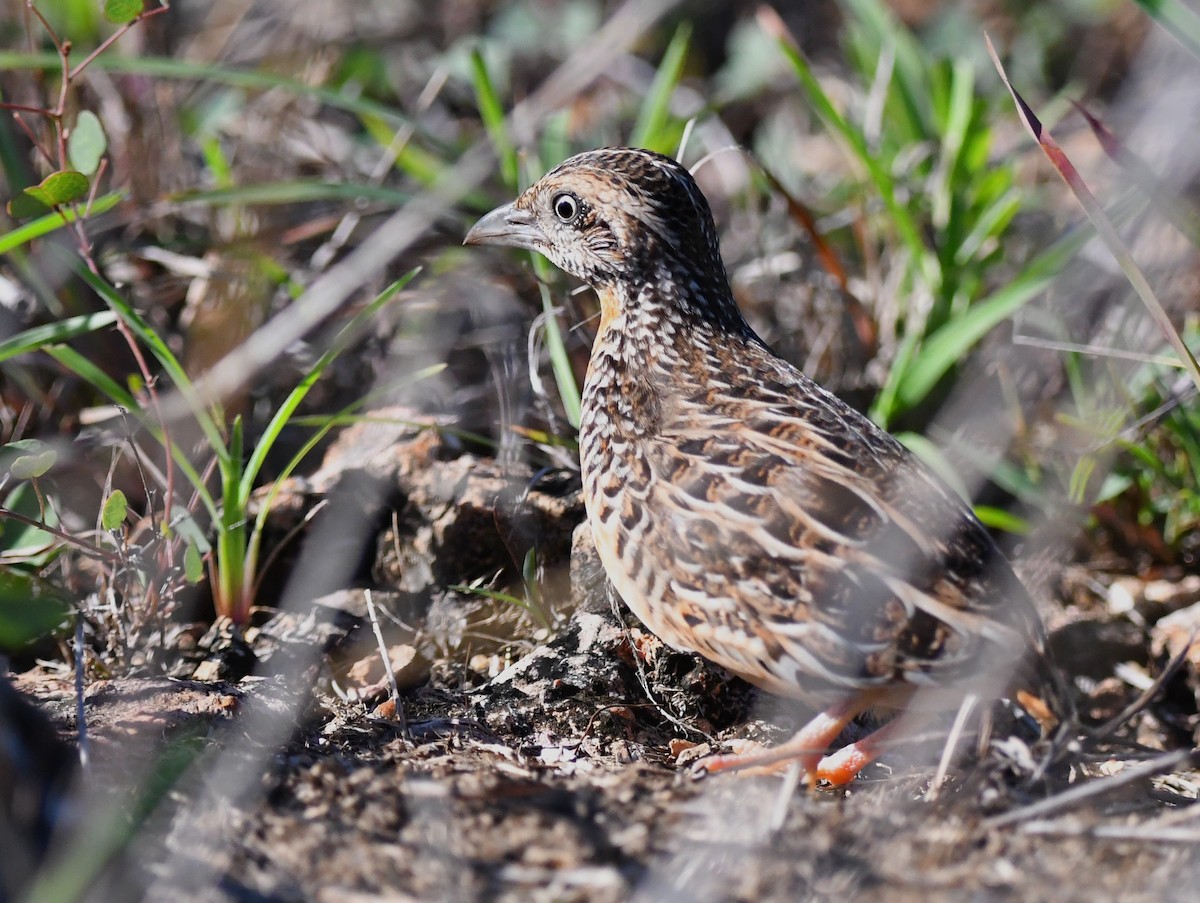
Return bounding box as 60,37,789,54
553,193,580,223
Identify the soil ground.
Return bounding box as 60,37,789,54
9,432,1200,901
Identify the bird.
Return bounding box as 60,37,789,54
464,147,1064,785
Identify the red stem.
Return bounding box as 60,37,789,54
0,506,120,562
69,6,171,81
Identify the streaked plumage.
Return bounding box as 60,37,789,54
466,147,1062,784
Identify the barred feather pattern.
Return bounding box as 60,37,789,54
470,147,1059,721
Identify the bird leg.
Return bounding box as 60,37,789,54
700,697,872,784
699,693,945,786
808,714,909,786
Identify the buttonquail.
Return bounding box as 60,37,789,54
466,147,1063,784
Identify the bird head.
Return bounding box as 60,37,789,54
465,147,732,308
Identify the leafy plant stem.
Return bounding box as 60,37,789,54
986,34,1200,396
0,506,118,562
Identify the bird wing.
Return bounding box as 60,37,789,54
638,355,1043,700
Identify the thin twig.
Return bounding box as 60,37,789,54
9,110,57,168
985,749,1190,829
1090,629,1196,740
68,5,171,81
365,589,408,739
613,588,713,741
1023,822,1200,843
0,506,118,561
0,101,54,115
926,692,978,801
1010,334,1184,369
769,761,805,833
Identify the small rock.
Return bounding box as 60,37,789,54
570,522,610,613
1047,618,1147,681
1109,574,1200,620
370,698,401,721
1151,600,1200,666
374,455,583,595
673,740,710,768
668,737,699,758
311,405,453,490
344,644,427,698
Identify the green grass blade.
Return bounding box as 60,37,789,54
0,51,436,144
630,21,692,153
218,417,247,620
892,227,1088,411
538,112,571,178
841,0,933,141
900,430,1030,533
239,267,421,499
22,728,209,903
766,18,940,294
932,58,975,232
469,48,519,190
448,582,551,630
530,254,582,429
0,191,124,255
244,363,447,598
71,262,229,463
251,366,449,534
871,327,921,428
975,505,1031,534
514,148,581,428
954,187,1021,265
170,181,412,207
43,344,139,410
199,135,233,189
895,430,971,500
0,312,117,363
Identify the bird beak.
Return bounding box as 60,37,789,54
463,201,545,250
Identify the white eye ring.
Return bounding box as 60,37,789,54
553,193,580,222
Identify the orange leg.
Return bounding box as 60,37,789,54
808,713,910,786
699,697,870,783
699,696,940,786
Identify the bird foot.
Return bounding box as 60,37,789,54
696,739,873,786
695,697,904,786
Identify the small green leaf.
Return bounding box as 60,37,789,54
101,489,128,531
0,190,123,251
0,567,73,649
184,542,204,583
1096,471,1134,503
103,0,144,24
974,505,1031,535
4,439,57,480
68,111,107,175
10,172,91,216
894,432,970,502
7,191,50,219
37,171,90,206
